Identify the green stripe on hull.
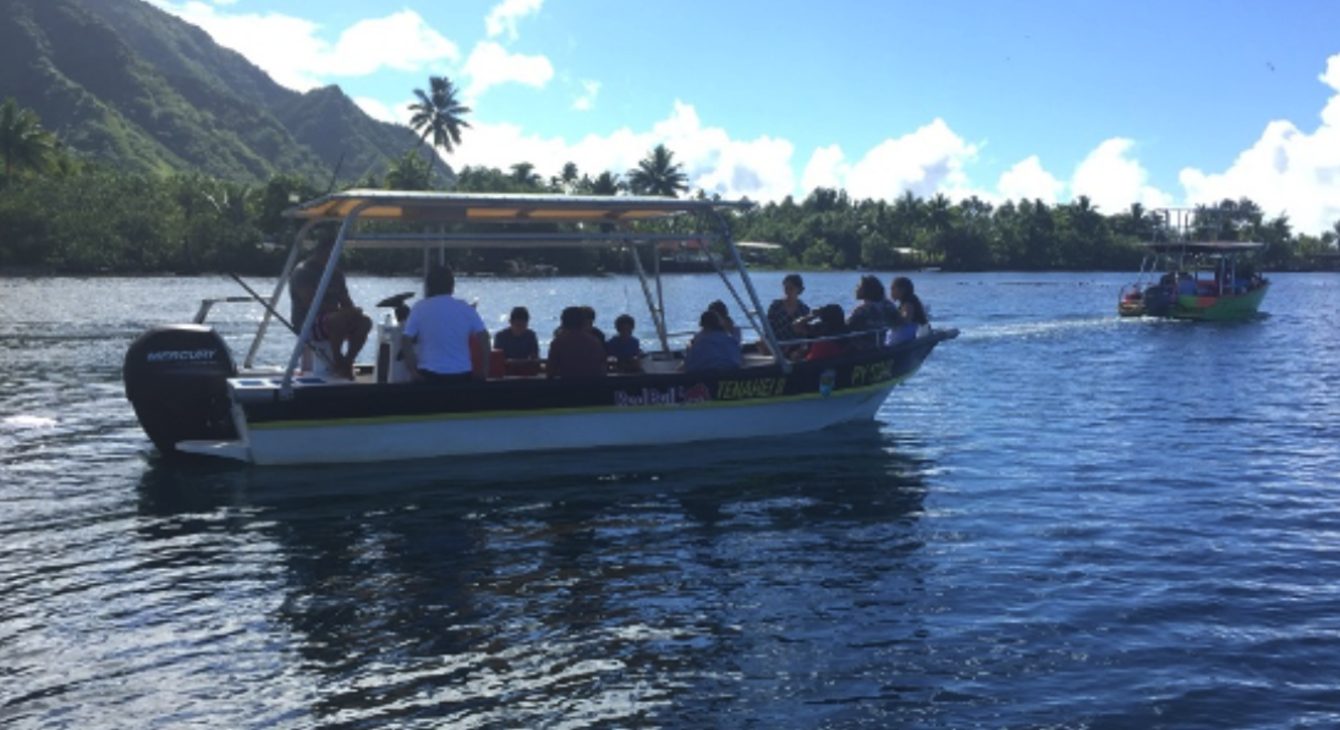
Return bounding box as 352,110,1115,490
1171,283,1269,321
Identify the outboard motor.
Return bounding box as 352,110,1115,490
1141,284,1173,317
377,291,415,324
375,292,415,384
124,325,238,455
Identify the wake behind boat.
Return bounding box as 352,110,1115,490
1118,208,1270,321
123,190,957,465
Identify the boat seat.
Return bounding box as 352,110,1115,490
301,340,337,378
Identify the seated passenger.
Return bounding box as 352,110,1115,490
289,231,373,380
553,305,607,345
547,306,607,379
708,300,743,342
494,306,540,374
795,304,847,361
845,275,903,350
1239,262,1259,291
402,265,489,382
888,276,930,345
583,305,607,345
606,313,644,373
762,273,810,358
684,310,743,372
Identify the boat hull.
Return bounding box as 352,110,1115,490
213,381,902,465
1169,283,1269,321
1118,283,1268,321
175,334,951,465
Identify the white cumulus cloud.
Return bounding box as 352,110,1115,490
144,2,457,91
485,0,544,40
1071,138,1172,213
799,119,977,203
1179,53,1340,236
649,102,796,201
800,145,850,194
440,101,795,202
996,156,1065,203
572,80,601,111
325,12,460,76
462,41,554,98
353,96,398,124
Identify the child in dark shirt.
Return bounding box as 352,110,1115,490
494,306,540,375
605,314,643,373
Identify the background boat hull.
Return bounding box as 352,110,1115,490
1169,283,1269,321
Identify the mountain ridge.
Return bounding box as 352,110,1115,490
0,0,448,184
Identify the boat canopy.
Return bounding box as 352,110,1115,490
1147,240,1266,255
283,189,753,249
252,189,776,387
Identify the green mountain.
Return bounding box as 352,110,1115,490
0,0,448,184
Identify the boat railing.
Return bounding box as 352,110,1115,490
777,327,910,351
192,296,254,325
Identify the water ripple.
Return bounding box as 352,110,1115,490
3,273,1340,728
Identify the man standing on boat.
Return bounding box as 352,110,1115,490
290,231,372,380
402,265,490,382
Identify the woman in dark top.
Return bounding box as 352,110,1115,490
547,306,606,379
708,300,742,342
795,304,847,361
763,273,810,357
888,276,929,345
846,275,902,349
890,277,929,326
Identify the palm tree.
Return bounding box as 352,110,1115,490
891,191,925,230
588,171,623,196
407,76,472,174
627,144,688,197
560,161,579,193
0,97,58,181
926,193,954,232
384,150,434,191
959,195,993,223
1122,202,1147,238
509,162,540,188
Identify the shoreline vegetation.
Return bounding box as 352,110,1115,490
4,98,1339,278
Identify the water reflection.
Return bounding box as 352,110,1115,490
133,426,934,727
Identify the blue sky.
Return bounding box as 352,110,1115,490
146,0,1340,235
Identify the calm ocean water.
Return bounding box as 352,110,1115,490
2,271,1339,729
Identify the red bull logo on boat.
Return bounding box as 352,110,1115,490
615,383,713,407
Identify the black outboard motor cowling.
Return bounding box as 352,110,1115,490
124,325,238,455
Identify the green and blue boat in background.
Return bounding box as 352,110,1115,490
1118,209,1270,321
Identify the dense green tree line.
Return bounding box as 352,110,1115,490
732,188,1339,272
2,96,1337,275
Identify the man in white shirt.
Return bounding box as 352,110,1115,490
402,265,489,382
